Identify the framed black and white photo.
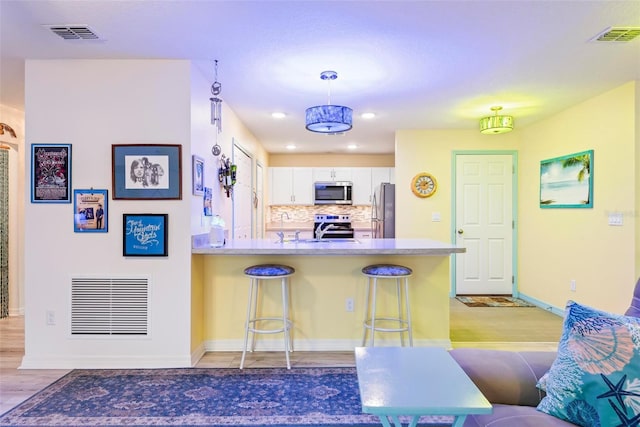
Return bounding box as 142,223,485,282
112,144,182,200
73,189,108,232
123,213,168,257
31,143,72,203
192,155,205,196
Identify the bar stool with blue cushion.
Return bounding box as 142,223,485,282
240,264,295,369
361,264,413,347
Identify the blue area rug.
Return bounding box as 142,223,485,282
0,367,453,426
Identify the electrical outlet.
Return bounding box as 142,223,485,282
345,298,354,312
570,280,576,292
46,310,56,325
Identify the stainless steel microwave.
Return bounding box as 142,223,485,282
314,181,353,205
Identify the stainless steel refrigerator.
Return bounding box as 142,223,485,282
371,183,395,238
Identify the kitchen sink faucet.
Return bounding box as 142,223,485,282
277,212,290,243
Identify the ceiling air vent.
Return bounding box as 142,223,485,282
592,26,640,42
46,25,102,40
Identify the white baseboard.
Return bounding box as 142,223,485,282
202,338,452,352
19,354,193,369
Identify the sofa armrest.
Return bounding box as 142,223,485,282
449,348,557,407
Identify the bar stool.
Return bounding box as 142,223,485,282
240,264,295,369
361,264,413,347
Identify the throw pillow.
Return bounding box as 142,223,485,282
537,300,640,427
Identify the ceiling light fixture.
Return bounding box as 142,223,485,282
272,112,286,119
305,71,353,134
361,112,376,119
479,106,514,134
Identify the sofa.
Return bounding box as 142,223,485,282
449,278,640,427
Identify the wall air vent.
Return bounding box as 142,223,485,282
71,277,149,335
45,25,102,40
592,26,640,42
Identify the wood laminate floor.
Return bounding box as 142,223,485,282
0,298,563,415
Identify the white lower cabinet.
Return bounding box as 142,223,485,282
355,230,373,239
266,230,314,241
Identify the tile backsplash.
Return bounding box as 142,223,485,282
268,205,372,224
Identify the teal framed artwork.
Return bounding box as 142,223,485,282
122,213,168,257
540,149,593,208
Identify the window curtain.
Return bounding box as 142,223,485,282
0,148,8,318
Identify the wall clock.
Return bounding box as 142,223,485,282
411,172,437,198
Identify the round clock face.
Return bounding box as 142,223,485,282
411,173,437,198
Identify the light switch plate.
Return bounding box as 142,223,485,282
608,212,623,226
431,212,441,222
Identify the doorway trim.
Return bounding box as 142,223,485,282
450,150,519,297
231,139,254,239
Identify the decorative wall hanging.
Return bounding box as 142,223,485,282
112,144,182,200
73,189,108,232
218,154,236,198
31,143,72,203
210,59,223,157
123,213,168,257
192,155,205,196
540,149,593,208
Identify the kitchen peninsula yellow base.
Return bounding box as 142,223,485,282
191,238,464,356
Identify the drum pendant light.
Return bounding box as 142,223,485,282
305,71,353,134
480,106,514,134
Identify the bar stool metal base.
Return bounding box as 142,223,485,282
240,264,295,369
361,264,413,347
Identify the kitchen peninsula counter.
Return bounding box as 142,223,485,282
192,238,464,256
191,237,465,356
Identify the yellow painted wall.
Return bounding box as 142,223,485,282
518,82,636,313
200,254,451,347
269,153,394,167
636,83,640,279
395,129,519,242
396,82,637,315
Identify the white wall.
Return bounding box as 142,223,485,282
22,60,194,368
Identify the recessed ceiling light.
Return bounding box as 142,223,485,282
272,112,287,119
285,144,296,150
360,112,376,119
347,144,358,150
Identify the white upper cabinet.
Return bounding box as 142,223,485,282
351,168,373,205
313,168,352,182
268,166,393,206
352,167,394,206
269,167,313,205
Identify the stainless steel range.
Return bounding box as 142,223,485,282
313,214,354,239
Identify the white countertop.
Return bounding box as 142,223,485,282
192,237,465,256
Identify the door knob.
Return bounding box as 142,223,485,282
457,229,464,234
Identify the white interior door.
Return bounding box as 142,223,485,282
255,161,264,239
455,154,514,295
232,141,253,239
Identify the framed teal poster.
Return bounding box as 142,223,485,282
540,150,593,208
123,214,168,257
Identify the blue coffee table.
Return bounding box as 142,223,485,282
355,346,492,427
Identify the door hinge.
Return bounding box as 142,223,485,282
512,276,514,284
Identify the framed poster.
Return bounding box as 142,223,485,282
192,155,205,196
73,189,108,232
203,187,213,216
31,143,72,203
112,144,182,200
123,214,168,257
540,149,593,208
